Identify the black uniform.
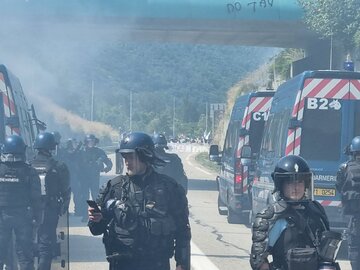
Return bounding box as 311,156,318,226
250,199,329,270
62,142,82,216
336,159,360,270
31,152,70,270
88,168,191,270
0,161,42,270
154,148,188,193
79,146,112,216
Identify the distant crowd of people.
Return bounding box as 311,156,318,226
56,133,113,222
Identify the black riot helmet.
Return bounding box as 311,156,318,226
84,134,99,146
350,136,360,153
1,135,27,162
34,132,57,151
271,155,313,202
153,133,169,150
118,132,165,165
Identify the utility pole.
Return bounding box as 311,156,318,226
90,79,94,121
329,33,333,70
129,90,133,131
205,102,208,133
172,97,176,138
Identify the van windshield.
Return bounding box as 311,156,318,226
300,99,342,161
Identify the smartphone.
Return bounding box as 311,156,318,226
87,200,101,212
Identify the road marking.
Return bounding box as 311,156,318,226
191,241,220,270
185,154,212,175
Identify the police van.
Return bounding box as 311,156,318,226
209,90,274,224
251,70,360,229
0,65,68,270
0,64,44,146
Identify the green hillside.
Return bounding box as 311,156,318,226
59,43,275,135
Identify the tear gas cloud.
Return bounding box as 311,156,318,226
35,97,119,141
0,2,127,142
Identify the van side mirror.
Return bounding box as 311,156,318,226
289,117,302,129
209,145,221,162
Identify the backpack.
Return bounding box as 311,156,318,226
341,161,360,214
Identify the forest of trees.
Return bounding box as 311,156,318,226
46,43,276,139
29,0,360,142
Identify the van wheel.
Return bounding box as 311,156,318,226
217,194,227,215
227,208,241,224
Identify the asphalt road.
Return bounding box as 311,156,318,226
66,145,351,270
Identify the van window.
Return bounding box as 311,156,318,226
261,109,290,158
223,121,240,158
300,99,342,161
261,115,278,157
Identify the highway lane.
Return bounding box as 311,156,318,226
66,146,351,270
178,149,252,270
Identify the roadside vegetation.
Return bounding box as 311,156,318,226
194,152,220,174
298,0,360,56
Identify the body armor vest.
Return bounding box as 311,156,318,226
0,163,31,207
106,173,177,258
250,200,329,270
345,161,360,190
32,156,60,201
342,160,360,214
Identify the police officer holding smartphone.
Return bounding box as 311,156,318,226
88,132,191,270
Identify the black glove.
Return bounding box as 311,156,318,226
103,166,111,173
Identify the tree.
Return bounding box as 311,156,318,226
298,0,360,53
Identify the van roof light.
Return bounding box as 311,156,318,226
344,54,355,72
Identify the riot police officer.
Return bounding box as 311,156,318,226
88,132,191,270
153,134,188,193
250,155,341,270
62,138,82,216
31,132,71,270
336,136,360,270
0,135,42,270
79,134,112,221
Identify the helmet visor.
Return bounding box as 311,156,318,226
274,172,313,202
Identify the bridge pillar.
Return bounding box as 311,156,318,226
291,39,348,77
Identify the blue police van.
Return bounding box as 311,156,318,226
210,90,274,224
0,64,42,146
252,70,360,230
0,65,69,270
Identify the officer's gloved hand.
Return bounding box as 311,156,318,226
103,166,111,173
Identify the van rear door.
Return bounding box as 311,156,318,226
287,74,360,227
236,94,273,194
